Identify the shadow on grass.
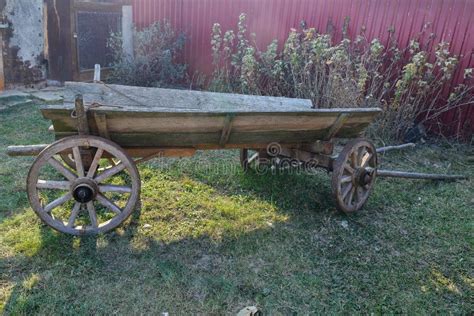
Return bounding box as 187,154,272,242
2,155,472,314
1,166,348,314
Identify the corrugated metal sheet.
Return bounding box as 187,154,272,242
132,0,473,137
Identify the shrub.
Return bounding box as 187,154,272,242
107,21,187,88
210,14,474,141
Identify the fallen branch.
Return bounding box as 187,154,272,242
377,169,468,181
377,143,416,153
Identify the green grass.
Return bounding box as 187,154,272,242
0,103,473,314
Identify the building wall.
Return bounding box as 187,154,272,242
2,0,46,86
1,0,131,86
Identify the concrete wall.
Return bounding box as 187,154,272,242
2,0,46,87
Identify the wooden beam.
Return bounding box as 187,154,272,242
298,140,334,155
93,112,110,139
6,145,49,157
6,144,197,159
325,113,350,140
219,114,234,146
377,170,468,181
74,94,89,135
275,147,333,169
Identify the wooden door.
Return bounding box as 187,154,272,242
71,1,124,81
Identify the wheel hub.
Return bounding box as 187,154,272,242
355,168,374,186
71,178,98,203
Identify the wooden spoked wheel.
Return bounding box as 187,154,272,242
27,135,141,235
331,139,377,213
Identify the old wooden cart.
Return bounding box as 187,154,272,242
7,82,381,235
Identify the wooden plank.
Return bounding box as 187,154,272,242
277,148,333,169
325,113,350,140
106,130,332,147
124,147,196,158
298,141,334,155
105,115,226,133
61,82,316,113
43,111,378,136
51,123,369,147
41,106,381,120
93,112,110,139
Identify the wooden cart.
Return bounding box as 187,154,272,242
7,82,381,235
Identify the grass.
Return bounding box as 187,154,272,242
0,103,473,314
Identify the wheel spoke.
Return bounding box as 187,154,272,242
346,185,356,205
355,186,365,205
344,164,354,174
37,180,70,190
96,193,122,214
99,184,132,194
357,147,365,166
94,163,126,183
67,202,82,227
108,158,117,167
86,148,104,178
361,152,373,168
341,183,353,201
350,151,358,168
48,157,77,181
340,175,352,183
72,147,84,177
43,192,72,213
87,201,98,228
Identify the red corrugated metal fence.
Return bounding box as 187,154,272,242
132,0,473,137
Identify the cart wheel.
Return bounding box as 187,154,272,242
331,139,377,213
240,149,260,172
27,135,141,235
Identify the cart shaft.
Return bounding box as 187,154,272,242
6,145,49,156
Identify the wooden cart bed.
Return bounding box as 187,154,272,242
41,82,381,150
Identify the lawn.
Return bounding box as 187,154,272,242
0,103,473,314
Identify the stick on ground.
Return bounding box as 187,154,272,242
377,143,416,153
377,169,468,181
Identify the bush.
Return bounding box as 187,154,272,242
107,21,187,88
210,14,474,141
